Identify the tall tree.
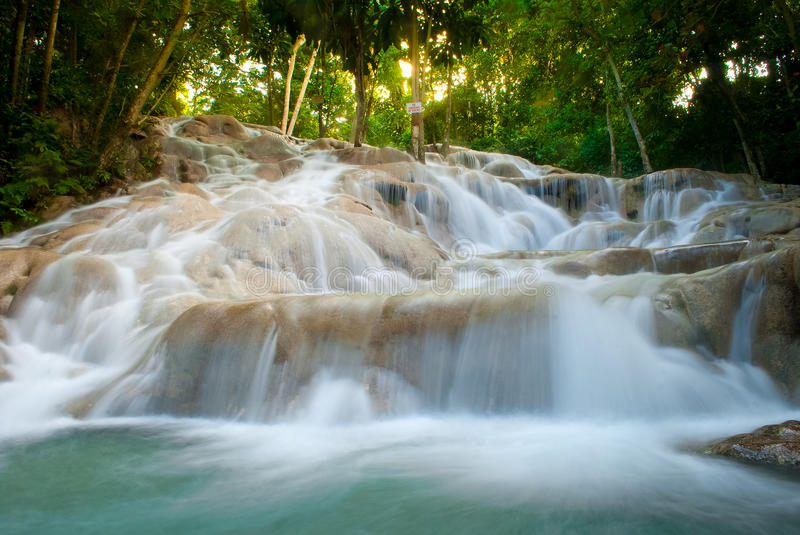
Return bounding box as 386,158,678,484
287,40,320,137
10,0,31,105
92,0,148,146
38,0,62,111
100,0,192,169
281,34,305,134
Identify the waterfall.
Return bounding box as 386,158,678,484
0,117,797,533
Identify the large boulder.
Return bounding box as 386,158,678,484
237,131,299,162
623,168,759,221
691,199,800,243
177,115,251,144
505,173,617,216
654,243,800,396
547,247,655,278
114,289,549,418
705,420,800,467
483,160,524,178
0,248,63,315
303,138,353,151
333,146,413,165
30,222,104,251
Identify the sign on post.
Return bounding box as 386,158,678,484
311,95,324,105
406,102,423,114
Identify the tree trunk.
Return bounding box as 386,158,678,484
442,57,453,156
362,74,378,141
92,0,147,146
100,0,191,169
38,0,62,112
69,24,78,66
10,0,30,105
409,4,425,163
281,35,305,134
351,68,367,146
21,27,35,102
606,50,652,173
267,61,274,126
318,42,327,138
287,41,319,138
606,100,620,176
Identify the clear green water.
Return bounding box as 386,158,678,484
1,418,799,534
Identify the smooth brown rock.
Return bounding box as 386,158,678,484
692,199,800,243
334,146,413,166
0,248,63,315
254,163,283,182
548,248,655,278
30,222,103,250
483,160,524,178
165,194,224,232
141,290,548,417
304,138,353,151
653,241,749,274
178,115,251,144
238,132,299,161
178,159,208,183
705,420,800,467
654,243,800,394
41,195,78,221
176,183,210,199
445,149,483,169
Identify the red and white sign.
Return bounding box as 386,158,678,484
406,102,423,114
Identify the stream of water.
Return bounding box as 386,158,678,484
1,120,797,533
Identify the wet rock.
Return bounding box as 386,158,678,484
678,189,713,216
337,211,446,277
160,137,205,161
653,241,749,274
41,195,78,221
7,255,121,318
424,152,444,164
133,180,171,198
165,194,224,232
138,290,548,418
692,199,800,243
705,420,800,467
622,168,759,222
176,182,210,200
253,163,283,182
326,195,375,217
505,173,616,216
446,150,483,169
483,160,524,178
178,115,251,144
548,248,655,278
237,132,299,162
333,146,413,165
30,222,104,250
178,159,208,183
278,158,303,176
654,243,800,394
535,164,572,176
0,366,10,382
304,138,353,151
0,248,63,315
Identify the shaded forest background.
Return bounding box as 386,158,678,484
1,0,798,232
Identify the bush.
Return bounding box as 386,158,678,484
0,105,108,234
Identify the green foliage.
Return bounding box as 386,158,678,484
0,105,106,233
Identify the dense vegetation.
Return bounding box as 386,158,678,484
1,0,798,232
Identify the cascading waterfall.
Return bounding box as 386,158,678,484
0,117,797,533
